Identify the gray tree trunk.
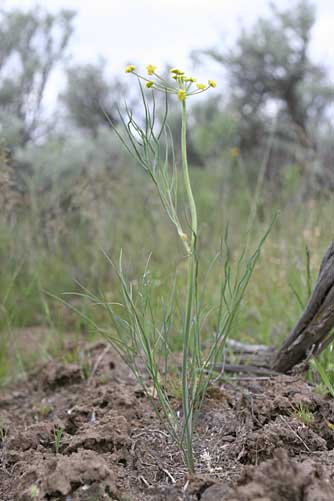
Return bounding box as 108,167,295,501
272,242,334,373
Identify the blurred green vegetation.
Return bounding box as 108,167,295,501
1,1,334,386
0,153,330,384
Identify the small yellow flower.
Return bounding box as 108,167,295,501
230,147,240,158
145,80,154,88
196,83,206,90
170,68,184,75
146,64,157,75
125,65,136,73
184,76,197,82
208,79,217,88
172,74,184,82
177,89,187,101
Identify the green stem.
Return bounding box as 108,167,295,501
180,99,198,473
181,100,198,242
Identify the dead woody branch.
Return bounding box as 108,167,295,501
272,242,334,373
217,242,334,376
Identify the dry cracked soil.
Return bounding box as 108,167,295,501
1,341,334,500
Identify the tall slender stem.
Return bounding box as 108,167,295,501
180,99,198,472
181,101,198,242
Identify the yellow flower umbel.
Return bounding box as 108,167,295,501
125,64,136,73
208,80,217,88
124,63,217,102
146,64,157,75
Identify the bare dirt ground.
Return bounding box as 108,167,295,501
1,341,334,500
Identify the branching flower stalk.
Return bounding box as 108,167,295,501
123,66,215,471
75,64,269,472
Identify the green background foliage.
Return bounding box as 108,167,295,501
0,0,333,393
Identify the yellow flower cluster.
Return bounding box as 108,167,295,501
146,64,156,75
125,64,136,73
230,147,240,158
124,64,218,102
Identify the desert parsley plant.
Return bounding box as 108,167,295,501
74,64,268,472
